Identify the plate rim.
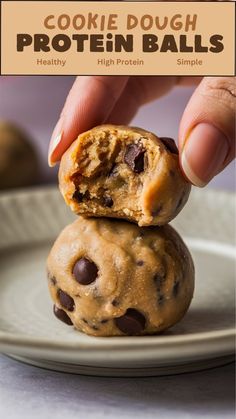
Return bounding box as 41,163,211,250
0,328,235,353
5,354,235,377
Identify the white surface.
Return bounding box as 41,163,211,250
0,187,235,375
0,354,234,419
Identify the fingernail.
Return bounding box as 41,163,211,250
181,123,229,187
48,118,64,167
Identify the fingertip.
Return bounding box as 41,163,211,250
48,155,58,168
180,123,229,187
180,147,207,188
48,131,63,167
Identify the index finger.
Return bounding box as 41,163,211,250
48,76,129,166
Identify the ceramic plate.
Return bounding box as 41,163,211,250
0,187,235,376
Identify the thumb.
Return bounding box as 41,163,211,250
178,77,235,187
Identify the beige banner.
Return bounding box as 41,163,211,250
1,1,235,75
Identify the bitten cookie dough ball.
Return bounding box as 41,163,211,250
47,217,194,337
0,121,39,189
59,125,191,227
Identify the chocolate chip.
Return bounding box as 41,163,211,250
103,196,113,207
108,164,118,177
50,276,57,285
72,190,84,203
137,260,144,266
73,190,90,203
53,305,73,325
151,204,163,217
73,257,98,285
101,319,108,324
153,273,166,290
92,325,99,331
160,137,179,154
47,273,56,285
158,294,165,305
111,299,119,307
176,193,186,212
124,143,145,173
173,281,180,297
115,308,146,335
58,289,75,311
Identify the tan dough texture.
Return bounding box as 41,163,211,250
59,125,191,227
47,217,194,337
0,121,38,189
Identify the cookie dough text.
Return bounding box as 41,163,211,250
43,13,197,32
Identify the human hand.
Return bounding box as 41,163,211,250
48,76,235,187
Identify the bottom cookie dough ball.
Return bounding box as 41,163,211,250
47,217,194,337
0,121,39,189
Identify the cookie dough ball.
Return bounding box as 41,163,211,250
59,125,191,227
0,121,39,189
47,217,194,337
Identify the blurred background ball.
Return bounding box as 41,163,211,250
0,121,39,190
